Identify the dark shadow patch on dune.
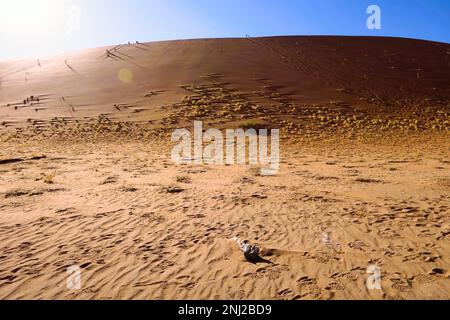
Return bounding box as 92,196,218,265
4,187,66,198
355,178,384,183
0,155,46,165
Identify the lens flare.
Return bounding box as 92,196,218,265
118,68,133,84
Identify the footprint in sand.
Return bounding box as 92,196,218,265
229,289,247,299
413,274,435,284
325,282,345,291
296,276,324,299
180,282,197,290
246,265,289,280
333,267,366,282
389,276,412,292
414,268,448,285
276,288,297,300
313,251,341,263
385,293,406,300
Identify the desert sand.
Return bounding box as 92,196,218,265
0,36,449,300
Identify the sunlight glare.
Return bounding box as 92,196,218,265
0,0,65,31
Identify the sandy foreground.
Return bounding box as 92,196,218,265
0,36,449,299
0,132,448,300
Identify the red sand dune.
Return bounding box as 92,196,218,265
1,36,449,127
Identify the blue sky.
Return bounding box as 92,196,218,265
0,0,449,60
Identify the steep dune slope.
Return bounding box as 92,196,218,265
1,36,449,129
